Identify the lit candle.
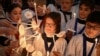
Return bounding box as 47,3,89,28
73,12,76,19
95,38,98,44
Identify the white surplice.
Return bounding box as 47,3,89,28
33,34,67,56
66,34,97,56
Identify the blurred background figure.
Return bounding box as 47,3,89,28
0,3,22,56
11,0,22,6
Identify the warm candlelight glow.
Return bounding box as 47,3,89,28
95,38,98,44
19,24,25,36
34,2,39,25
19,37,26,48
73,12,76,19
26,44,35,52
34,2,36,6
43,5,46,14
32,51,43,56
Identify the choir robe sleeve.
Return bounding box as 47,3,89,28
51,38,67,56
0,19,14,28
66,34,84,56
66,36,76,56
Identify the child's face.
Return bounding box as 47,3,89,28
9,7,21,22
79,4,91,19
37,5,45,16
27,0,34,8
60,0,73,11
44,18,56,35
85,22,100,38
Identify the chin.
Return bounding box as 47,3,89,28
88,36,95,38
85,32,96,38
87,34,97,38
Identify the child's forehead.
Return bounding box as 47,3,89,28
80,4,90,8
86,22,100,27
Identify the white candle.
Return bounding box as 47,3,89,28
43,5,46,14
53,35,55,44
34,2,39,25
73,12,76,19
47,51,50,56
95,38,98,44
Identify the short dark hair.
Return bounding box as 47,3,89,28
86,11,100,24
79,0,95,11
7,3,21,13
43,12,61,33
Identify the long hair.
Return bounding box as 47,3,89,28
42,12,61,33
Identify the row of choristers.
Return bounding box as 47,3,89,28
0,0,100,56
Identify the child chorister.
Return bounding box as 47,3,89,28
58,0,79,31
20,12,67,56
66,0,95,41
67,11,100,56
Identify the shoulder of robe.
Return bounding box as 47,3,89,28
56,37,67,44
70,34,83,43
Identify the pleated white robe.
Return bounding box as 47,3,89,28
66,34,97,56
33,34,67,56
